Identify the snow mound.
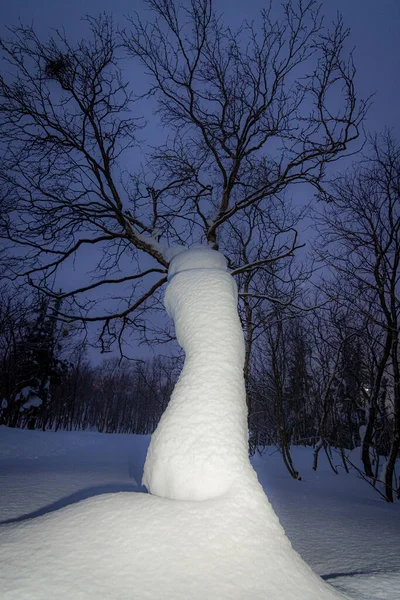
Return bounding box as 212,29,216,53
0,248,350,599
0,481,347,600
143,247,249,501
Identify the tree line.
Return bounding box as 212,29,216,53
0,290,177,434
0,267,398,502
248,135,400,502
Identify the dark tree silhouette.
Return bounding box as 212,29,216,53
319,133,400,501
0,2,366,354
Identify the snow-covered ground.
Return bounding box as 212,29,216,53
253,448,400,600
0,426,398,600
0,244,398,600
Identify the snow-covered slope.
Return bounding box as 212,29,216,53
253,447,400,600
0,480,341,600
0,428,399,600
0,248,398,600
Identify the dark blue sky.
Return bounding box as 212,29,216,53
1,0,399,361
2,0,399,136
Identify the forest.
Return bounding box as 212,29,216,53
1,250,399,503
0,0,398,505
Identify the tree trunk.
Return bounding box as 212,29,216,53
142,247,253,501
385,434,399,502
361,405,377,478
313,438,324,471
385,330,400,501
361,331,392,477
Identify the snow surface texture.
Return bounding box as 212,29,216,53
0,429,399,600
143,246,252,500
0,247,351,599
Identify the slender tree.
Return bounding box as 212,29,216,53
319,133,400,501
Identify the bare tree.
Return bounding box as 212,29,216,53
0,287,32,425
0,2,365,352
0,16,168,353
263,311,301,479
308,304,360,473
319,133,400,501
224,200,309,413
46,353,177,434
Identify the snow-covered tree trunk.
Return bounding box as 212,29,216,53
143,247,256,501
0,246,350,600
140,247,348,599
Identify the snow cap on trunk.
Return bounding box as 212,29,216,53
165,245,228,280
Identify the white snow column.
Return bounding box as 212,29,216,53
142,246,253,501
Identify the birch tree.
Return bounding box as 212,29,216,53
319,133,400,501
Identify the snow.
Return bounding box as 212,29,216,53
166,244,228,277
0,483,334,600
19,386,32,399
253,447,400,600
0,247,399,599
0,429,399,600
143,247,251,500
21,396,42,410
18,386,42,410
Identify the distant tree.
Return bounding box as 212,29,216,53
334,323,369,450
0,289,68,427
48,343,93,431
248,307,302,478
285,318,313,445
17,295,68,429
0,288,31,425
319,133,400,501
46,351,178,435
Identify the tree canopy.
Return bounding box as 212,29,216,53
0,0,366,351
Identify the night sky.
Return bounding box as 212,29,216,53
2,0,399,135
1,0,399,361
